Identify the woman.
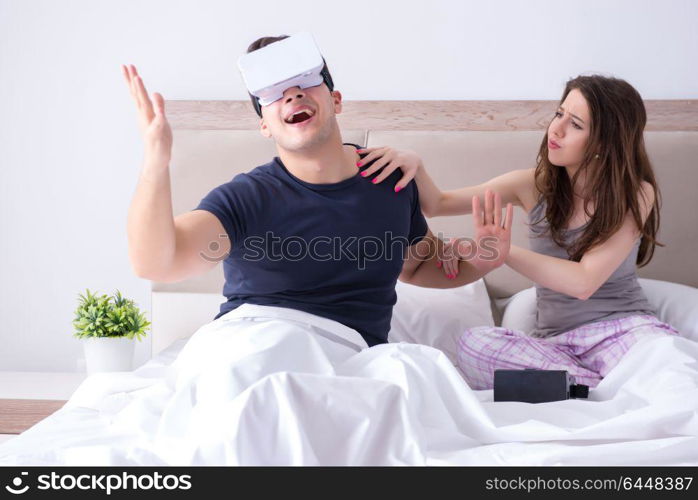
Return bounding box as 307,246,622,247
357,75,679,389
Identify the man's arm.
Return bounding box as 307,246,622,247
398,229,485,288
127,161,178,279
400,190,514,287
127,161,231,282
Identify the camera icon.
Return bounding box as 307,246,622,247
5,472,29,494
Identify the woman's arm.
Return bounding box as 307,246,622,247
505,183,656,300
428,168,534,217
412,163,448,217
356,146,535,217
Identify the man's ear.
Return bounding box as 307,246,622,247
331,90,342,115
259,116,272,139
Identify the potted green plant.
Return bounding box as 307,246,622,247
72,289,150,373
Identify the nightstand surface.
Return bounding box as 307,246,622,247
0,372,89,436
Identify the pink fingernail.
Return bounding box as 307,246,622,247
361,172,367,177
372,178,378,184
394,186,402,193
356,162,362,167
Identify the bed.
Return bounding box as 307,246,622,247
1,99,697,465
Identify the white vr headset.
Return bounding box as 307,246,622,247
237,31,334,116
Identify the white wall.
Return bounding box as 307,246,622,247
1,0,696,372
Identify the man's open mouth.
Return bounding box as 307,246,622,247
284,108,315,124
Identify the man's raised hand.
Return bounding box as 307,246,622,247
121,64,172,167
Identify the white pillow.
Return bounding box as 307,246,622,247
388,278,495,364
499,286,537,334
499,279,698,342
639,278,698,342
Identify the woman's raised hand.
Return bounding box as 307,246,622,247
121,64,173,167
356,146,422,193
437,189,513,278
471,189,514,271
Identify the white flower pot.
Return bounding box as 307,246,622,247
82,336,135,373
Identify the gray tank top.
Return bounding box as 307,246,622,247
527,197,656,338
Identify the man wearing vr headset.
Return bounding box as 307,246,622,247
125,33,513,348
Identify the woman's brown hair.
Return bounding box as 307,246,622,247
532,75,662,266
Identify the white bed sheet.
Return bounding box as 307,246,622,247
1,303,697,466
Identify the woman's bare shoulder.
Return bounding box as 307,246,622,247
510,167,539,213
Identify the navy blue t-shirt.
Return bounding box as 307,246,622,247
194,144,429,346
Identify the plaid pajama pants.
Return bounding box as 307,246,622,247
456,314,680,390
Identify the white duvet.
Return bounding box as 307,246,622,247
1,303,697,466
